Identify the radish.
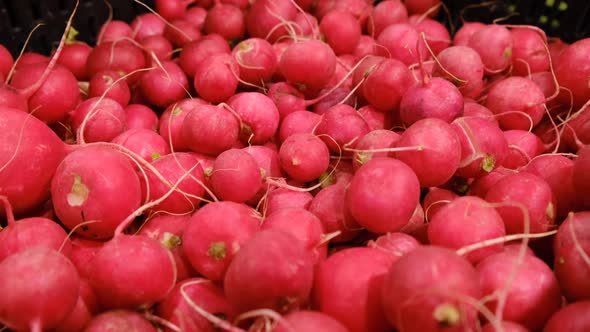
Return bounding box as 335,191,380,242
244,145,285,203
262,208,327,264
210,149,263,203
181,103,239,156
453,22,485,46
312,86,355,115
463,100,497,123
467,24,513,73
205,3,245,41
411,17,451,55
313,247,394,332
112,128,170,162
481,321,530,332
193,53,239,104
353,35,380,58
83,310,156,332
279,110,321,143
246,0,297,43
57,41,92,81
97,20,134,44
272,310,349,332
320,10,362,55
51,145,142,239
224,229,314,313
405,0,441,17
88,70,131,107
139,60,188,107
157,278,236,332
227,92,280,145
573,141,590,209
366,0,408,37
0,247,80,332
502,130,545,169
562,106,590,151
432,46,485,99
376,23,427,66
262,187,313,216
160,98,209,152
422,187,458,221
451,116,509,178
155,0,193,21
358,104,397,130
486,76,546,130
309,183,361,243
55,279,99,332
428,196,506,263
0,107,68,215
232,38,278,85
485,172,556,234
279,133,330,182
476,249,562,330
67,236,103,279
346,158,420,233
554,38,590,107
352,129,400,170
394,118,461,186
125,104,159,131
179,34,231,78
0,44,13,78
381,246,481,332
88,234,176,309
314,0,372,24
267,82,307,120
362,58,415,112
400,76,464,125
468,167,514,198
70,97,127,143
183,201,261,281
164,19,201,47
140,36,173,63
314,104,370,154
142,152,206,214
553,211,590,301
367,232,420,259
510,27,550,76
131,13,167,40
293,12,319,38
544,301,590,332
86,41,146,82
279,40,337,94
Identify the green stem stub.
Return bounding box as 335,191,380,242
433,303,462,327
67,174,89,207
161,232,182,249
208,242,227,261
481,155,496,173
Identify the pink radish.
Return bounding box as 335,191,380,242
183,201,261,281
376,23,427,66
555,38,590,108
502,130,545,169
405,0,441,17
362,58,415,112
366,0,408,37
131,13,166,40
83,310,156,332
70,97,127,143
67,236,103,279
232,38,278,85
164,19,201,47
182,103,240,156
453,22,485,46
88,70,131,107
432,45,485,99
352,129,400,170
272,310,349,332
279,133,330,182
155,0,193,21
314,104,370,154
179,34,230,78
309,183,362,242
320,10,362,55
227,92,280,145
246,0,297,43
422,187,459,221
481,321,530,332
367,232,420,259
125,104,159,131
97,20,133,44
86,41,146,82
544,301,590,332
262,187,313,216
160,98,209,152
57,41,92,81
267,82,307,120
468,167,515,198
400,76,464,125
467,24,513,73
205,3,245,41
278,110,321,142
279,40,337,94
139,60,188,108
510,27,550,76
193,53,239,104
210,148,263,203
55,280,99,332
358,104,397,130
111,128,170,163
411,17,451,55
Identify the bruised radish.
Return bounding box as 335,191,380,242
183,201,261,281
51,146,142,239
224,229,314,313
544,301,590,332
83,310,156,332
279,133,330,182
486,77,546,130
0,247,80,331
182,103,240,156
111,128,170,163
272,310,349,332
227,92,280,145
313,247,394,332
346,158,420,234
70,97,126,143
210,149,263,203
381,246,481,332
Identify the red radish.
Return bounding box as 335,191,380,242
381,246,481,332
468,24,513,73
346,158,420,234
555,38,590,107
377,23,427,66
411,17,451,55
530,71,562,112
183,201,260,281
279,111,321,143
125,104,159,131
15,52,48,69
51,146,142,239
262,208,327,264
562,106,590,151
422,187,459,221
367,232,420,259
502,130,545,169
394,118,462,187
524,155,576,217
139,35,173,63
10,62,79,123
351,55,385,102
88,70,131,107
309,183,360,244
164,19,201,47
86,41,146,82
428,196,506,263
476,250,561,330
246,0,297,43
0,247,80,331
112,129,169,163
155,0,192,21
451,116,509,178
67,236,103,279
481,321,530,332
268,82,306,120
553,211,590,301
358,105,397,130
57,42,92,81
510,28,550,76
362,58,415,112
400,203,428,241
279,133,330,182
131,13,167,40
463,100,497,122
0,44,13,77
160,98,209,152
0,107,68,215
227,92,280,144
272,310,349,332
157,278,236,332
263,187,313,215
139,60,188,108
312,87,354,115
544,301,590,332
232,38,277,85
88,234,176,309
55,280,99,332
0,85,27,112
453,22,485,46
432,46,485,99
400,77,464,126
313,247,394,332
293,12,319,38
210,149,263,203
485,172,556,234
179,34,230,78
70,97,126,143
314,0,372,25
205,3,245,41
182,104,240,156
405,0,441,17
244,145,284,204
97,20,134,44
138,214,197,281
352,129,400,170
353,35,380,58
279,40,337,94
486,76,546,130
468,167,514,198
83,310,156,332
193,53,239,104
320,10,362,55
314,104,370,154
224,229,314,313
366,0,408,37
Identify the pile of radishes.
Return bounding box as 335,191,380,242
1,0,590,330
